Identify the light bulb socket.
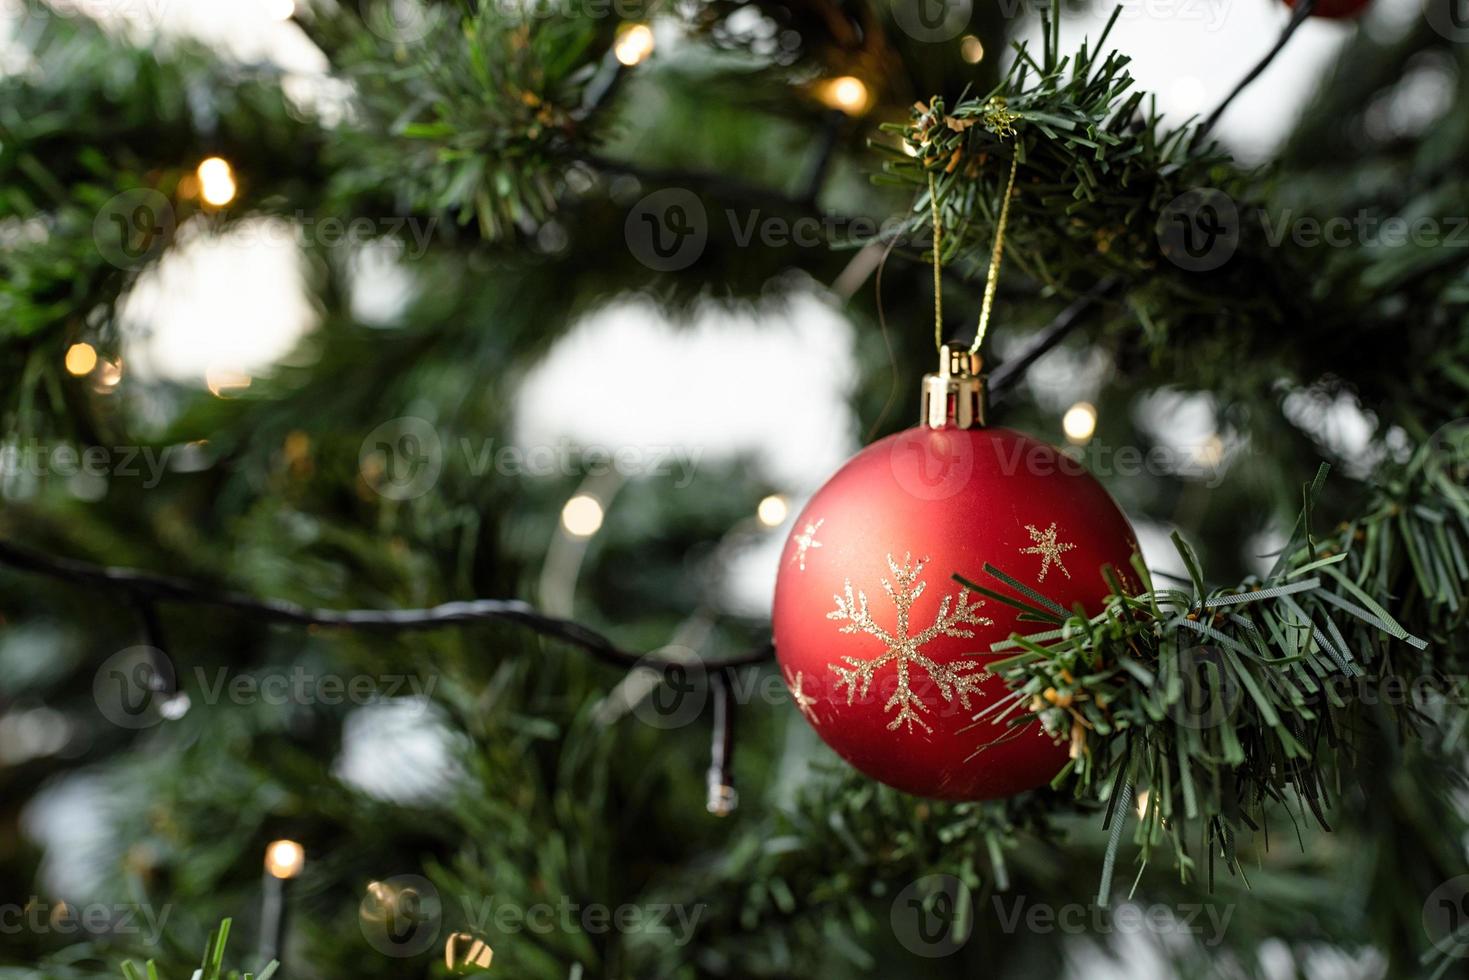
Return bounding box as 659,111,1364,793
920,344,987,429
705,777,738,816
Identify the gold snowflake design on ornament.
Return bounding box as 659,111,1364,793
826,553,993,733
788,519,823,572
784,667,820,725
1020,522,1076,581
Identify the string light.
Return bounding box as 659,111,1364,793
1193,434,1225,467
756,494,789,528
445,932,494,971
818,75,870,115
264,839,305,880
197,157,237,207
960,35,985,64
262,0,295,19
1135,789,1150,819
206,366,252,397
613,24,655,66
363,880,390,910
95,358,124,389
1062,401,1098,444
64,342,97,376
561,494,605,538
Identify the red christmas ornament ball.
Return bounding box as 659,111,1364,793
772,422,1138,801
1283,0,1373,19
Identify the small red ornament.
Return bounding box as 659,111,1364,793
772,348,1138,801
1282,0,1372,19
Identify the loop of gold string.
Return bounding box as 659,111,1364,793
971,151,1020,356
928,171,943,352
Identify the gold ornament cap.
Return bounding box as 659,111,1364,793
920,344,987,429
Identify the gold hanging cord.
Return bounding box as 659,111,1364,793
924,96,1022,357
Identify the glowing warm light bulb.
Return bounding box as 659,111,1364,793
561,494,605,538
445,932,495,970
613,24,655,66
95,358,124,388
1135,789,1150,818
822,75,870,115
264,839,305,880
1193,434,1225,467
960,35,985,64
262,0,295,20
64,342,98,376
756,494,789,528
1062,401,1098,444
206,366,252,397
197,157,237,207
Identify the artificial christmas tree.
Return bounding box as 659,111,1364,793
0,1,1466,978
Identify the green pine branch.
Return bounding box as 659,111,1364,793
961,437,1469,891
879,2,1469,425
120,920,276,980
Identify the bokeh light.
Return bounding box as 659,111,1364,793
819,75,870,115
197,157,238,207
614,24,654,67
756,494,789,528
63,343,97,376
561,494,605,538
1062,401,1098,444
264,839,305,880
